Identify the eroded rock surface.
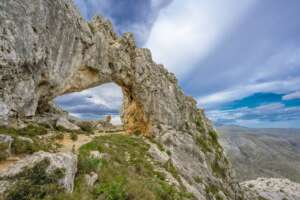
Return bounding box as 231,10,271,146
0,151,77,194
0,0,197,137
0,135,13,159
242,178,300,200
56,117,80,131
0,0,262,199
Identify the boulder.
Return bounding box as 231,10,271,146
90,151,109,160
84,172,98,187
56,117,80,131
0,151,77,194
0,135,14,159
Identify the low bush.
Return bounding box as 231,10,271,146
70,132,78,141
11,138,37,154
0,142,9,161
0,124,48,137
93,177,128,200
6,159,65,200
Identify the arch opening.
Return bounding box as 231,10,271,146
53,82,151,136
55,83,123,124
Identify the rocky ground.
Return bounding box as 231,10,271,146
0,121,299,200
242,178,300,200
0,122,194,200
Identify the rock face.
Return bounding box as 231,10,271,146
0,0,260,199
56,117,80,130
0,0,196,137
242,178,300,200
0,151,77,194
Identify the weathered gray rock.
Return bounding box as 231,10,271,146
0,0,260,199
84,172,98,187
0,102,9,125
0,180,10,195
0,0,197,137
242,178,300,200
56,117,80,131
90,151,109,160
0,151,77,193
0,134,14,157
147,141,170,164
89,150,101,159
17,136,33,144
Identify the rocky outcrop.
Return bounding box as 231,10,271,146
0,0,260,199
0,0,197,137
0,151,77,194
84,172,98,187
242,178,300,200
56,117,80,131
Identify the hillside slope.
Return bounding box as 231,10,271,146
218,125,300,183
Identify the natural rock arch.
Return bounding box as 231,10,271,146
0,1,252,199
0,1,198,136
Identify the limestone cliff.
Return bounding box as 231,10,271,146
0,0,257,199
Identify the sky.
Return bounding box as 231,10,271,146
55,0,300,128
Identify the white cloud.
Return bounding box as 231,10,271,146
146,0,257,78
207,102,300,128
80,83,123,109
197,78,300,109
282,91,300,100
55,83,123,120
111,115,122,125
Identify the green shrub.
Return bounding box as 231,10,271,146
166,150,172,156
211,160,226,179
78,156,102,174
55,133,64,140
208,130,218,144
193,176,203,184
205,183,219,196
70,133,78,141
18,124,48,137
0,142,9,161
11,138,37,154
78,122,94,133
6,159,65,200
195,135,212,153
93,178,128,200
0,124,48,137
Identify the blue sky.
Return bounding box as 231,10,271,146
56,0,300,128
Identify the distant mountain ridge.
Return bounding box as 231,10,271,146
217,125,300,183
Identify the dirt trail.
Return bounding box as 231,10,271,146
0,156,21,173
57,131,124,152
0,131,124,173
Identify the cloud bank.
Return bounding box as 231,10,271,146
55,83,123,120
146,0,257,78
74,0,173,45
